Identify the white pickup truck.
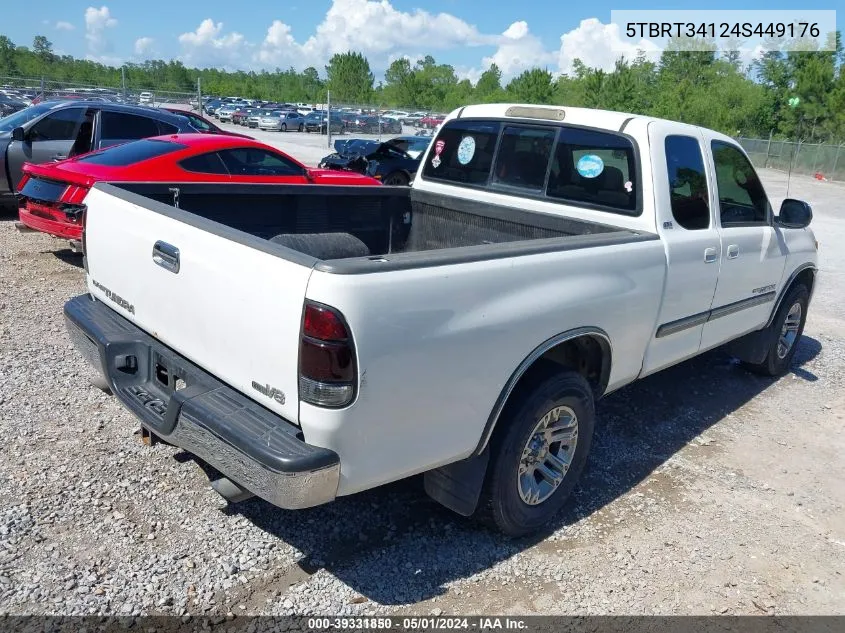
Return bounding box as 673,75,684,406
64,104,818,536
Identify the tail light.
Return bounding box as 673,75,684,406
299,301,356,408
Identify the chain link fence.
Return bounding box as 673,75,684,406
737,136,845,183
1,75,196,106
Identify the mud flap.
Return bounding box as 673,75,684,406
423,449,490,516
725,327,771,365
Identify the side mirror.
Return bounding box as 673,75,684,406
776,198,813,229
11,127,25,142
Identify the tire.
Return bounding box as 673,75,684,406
742,284,809,377
298,123,304,132
281,123,287,132
480,370,595,537
383,172,409,186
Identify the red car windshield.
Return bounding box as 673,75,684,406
75,139,188,166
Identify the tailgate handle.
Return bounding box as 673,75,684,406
152,241,180,274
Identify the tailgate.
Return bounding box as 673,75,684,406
81,185,312,424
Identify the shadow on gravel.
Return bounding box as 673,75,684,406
223,337,822,605
51,249,84,268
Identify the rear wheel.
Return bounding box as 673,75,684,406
742,284,809,377
480,370,595,537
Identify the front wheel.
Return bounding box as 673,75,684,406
281,123,287,132
480,370,595,537
742,284,809,377
382,172,409,186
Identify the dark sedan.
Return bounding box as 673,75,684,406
303,111,344,134
318,137,424,186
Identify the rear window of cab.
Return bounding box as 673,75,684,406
421,119,640,215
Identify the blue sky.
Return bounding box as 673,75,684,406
4,1,842,81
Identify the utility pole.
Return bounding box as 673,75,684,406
197,76,202,113
326,90,332,149
121,66,126,98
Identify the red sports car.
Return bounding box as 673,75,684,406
17,133,381,241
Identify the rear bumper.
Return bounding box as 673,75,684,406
18,206,82,240
63,294,340,510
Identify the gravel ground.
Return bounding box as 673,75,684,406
0,161,843,617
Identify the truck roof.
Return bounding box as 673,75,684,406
451,103,704,135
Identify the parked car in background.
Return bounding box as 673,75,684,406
401,112,428,126
246,109,273,129
319,137,422,185
161,108,252,139
217,105,238,122
419,113,445,129
259,110,305,132
303,111,344,134
383,135,432,159
138,92,153,104
0,94,28,117
203,99,223,115
231,107,255,125
17,133,381,243
0,100,196,208
378,117,403,135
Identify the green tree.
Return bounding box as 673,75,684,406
474,63,504,102
0,35,15,74
32,35,53,63
325,51,373,104
506,68,554,103
383,58,419,107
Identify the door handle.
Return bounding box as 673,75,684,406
152,240,180,273
726,244,739,259
704,247,718,263
52,154,67,162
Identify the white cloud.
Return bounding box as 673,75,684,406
55,21,75,31
84,6,118,60
178,19,248,69
256,0,493,72
558,18,659,75
479,21,556,80
134,37,154,56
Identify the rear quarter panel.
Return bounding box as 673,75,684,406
302,239,667,495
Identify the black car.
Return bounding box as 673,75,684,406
318,137,422,186
0,94,28,117
303,111,344,134
0,100,198,205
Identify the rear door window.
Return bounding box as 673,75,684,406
664,135,710,230
492,126,556,190
421,120,501,185
546,127,637,213
100,111,161,141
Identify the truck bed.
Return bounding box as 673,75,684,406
108,182,654,271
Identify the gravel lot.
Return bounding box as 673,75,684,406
1,142,843,617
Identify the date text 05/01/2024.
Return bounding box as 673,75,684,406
306,617,528,630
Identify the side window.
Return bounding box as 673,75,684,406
665,135,709,230
187,115,212,132
217,148,302,176
421,120,501,185
28,108,86,141
179,152,229,175
492,126,556,190
157,120,179,135
711,141,771,226
546,127,637,213
100,111,161,141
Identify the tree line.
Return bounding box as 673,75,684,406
1,32,844,142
